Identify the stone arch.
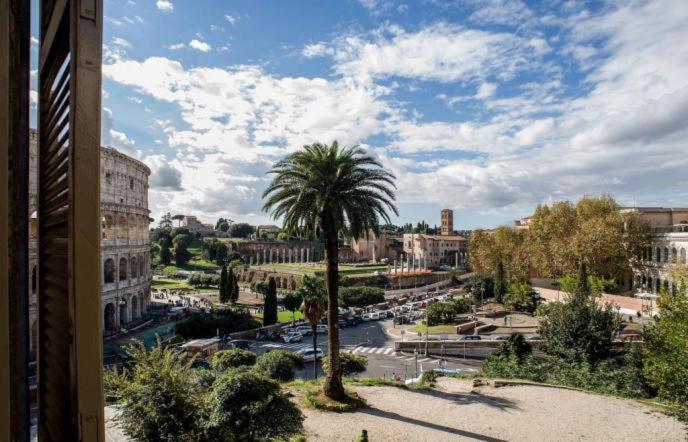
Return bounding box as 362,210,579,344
102,214,114,240
289,277,297,291
139,254,145,277
681,248,686,264
104,258,115,283
671,247,677,264
663,247,669,263
655,247,661,262
129,215,138,240
117,215,127,240
104,303,116,332
131,256,138,279
131,294,139,320
119,298,128,324
119,257,128,281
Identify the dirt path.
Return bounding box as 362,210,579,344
301,378,686,441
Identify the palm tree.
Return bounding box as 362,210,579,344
263,141,397,399
299,275,326,380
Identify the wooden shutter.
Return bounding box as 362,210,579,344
37,0,104,440
1,0,31,440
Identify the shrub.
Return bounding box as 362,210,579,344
494,333,532,362
175,311,261,339
188,272,221,287
106,341,205,441
425,302,457,326
212,348,257,371
207,370,303,440
322,353,367,376
263,277,278,326
255,350,299,382
338,286,385,308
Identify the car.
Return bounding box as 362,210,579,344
338,319,348,328
370,312,380,320
316,324,328,334
493,335,509,341
460,335,482,341
394,315,411,325
295,326,312,336
361,313,371,321
346,316,359,326
296,347,324,362
231,340,251,350
385,310,395,319
282,332,303,343
526,335,541,341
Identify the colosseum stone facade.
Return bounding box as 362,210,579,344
28,130,152,351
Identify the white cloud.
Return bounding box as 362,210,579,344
168,43,185,50
112,37,132,48
302,42,334,58
189,39,211,52
475,82,497,99
224,14,237,24
156,0,173,11
326,23,550,84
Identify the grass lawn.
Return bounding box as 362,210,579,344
255,310,304,324
407,323,457,334
159,258,219,276
251,262,388,277
151,278,192,290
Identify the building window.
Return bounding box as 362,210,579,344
129,178,134,189
104,259,115,283
102,214,114,240
663,247,669,263
117,216,127,240
681,248,686,265
119,257,128,281
656,247,661,262
106,172,112,185
131,257,138,279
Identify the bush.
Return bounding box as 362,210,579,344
338,286,385,308
212,348,257,371
255,350,299,382
106,341,205,441
188,272,221,288
207,370,303,440
494,333,532,361
175,311,261,339
425,302,457,326
322,352,367,376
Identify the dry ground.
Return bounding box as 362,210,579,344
300,378,686,441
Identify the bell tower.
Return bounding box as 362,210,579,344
441,209,453,236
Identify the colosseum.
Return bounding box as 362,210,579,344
28,130,152,351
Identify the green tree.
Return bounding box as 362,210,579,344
219,265,229,303
494,333,532,362
299,274,326,380
211,348,256,371
263,277,278,326
174,242,191,266
105,340,204,441
159,242,172,265
215,217,232,232
158,212,173,229
338,286,385,308
228,222,254,238
229,267,240,305
539,263,622,363
283,291,303,326
172,214,184,227
425,302,458,326
263,142,397,399
207,370,303,440
644,271,688,419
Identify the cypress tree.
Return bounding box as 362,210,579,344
494,261,506,303
263,277,278,326
577,262,590,297
230,268,240,305
219,265,229,303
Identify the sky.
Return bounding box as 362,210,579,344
31,0,688,229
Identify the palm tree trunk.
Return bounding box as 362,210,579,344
323,229,345,399
312,324,318,380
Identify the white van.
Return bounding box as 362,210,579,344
296,347,324,362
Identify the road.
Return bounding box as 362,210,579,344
250,319,482,381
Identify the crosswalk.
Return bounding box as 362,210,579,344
351,345,439,364
257,342,312,352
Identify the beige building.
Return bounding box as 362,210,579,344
28,130,152,348
402,233,468,268
622,207,688,295
181,215,216,236
350,231,402,262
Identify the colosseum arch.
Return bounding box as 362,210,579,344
139,255,145,277
117,215,127,240
119,298,129,324
131,295,139,320
131,256,138,279
681,248,686,264
104,258,115,283
103,214,114,240
104,303,116,333
119,257,128,281
671,247,678,263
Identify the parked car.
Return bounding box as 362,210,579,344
346,316,360,326
370,312,380,320
493,335,509,341
296,347,324,362
394,315,411,325
295,326,312,336
361,313,371,321
316,324,328,334
283,332,303,343
526,335,541,341
385,310,395,319
338,319,348,328
460,335,482,341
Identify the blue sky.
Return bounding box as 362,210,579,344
38,0,688,229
